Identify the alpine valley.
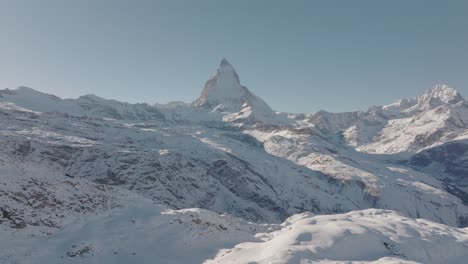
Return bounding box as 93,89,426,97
1,59,468,264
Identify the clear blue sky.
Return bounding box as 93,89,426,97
1,0,467,113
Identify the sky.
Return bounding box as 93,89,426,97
0,0,467,113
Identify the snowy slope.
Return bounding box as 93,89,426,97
207,209,468,264
1,60,467,227
2,207,467,264
1,94,467,227
1,202,274,264
0,148,147,237
0,87,81,115
0,100,355,223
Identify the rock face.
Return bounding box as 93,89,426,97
407,140,468,195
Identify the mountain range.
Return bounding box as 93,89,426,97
1,59,468,263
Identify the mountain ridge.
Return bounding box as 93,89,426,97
1,59,468,263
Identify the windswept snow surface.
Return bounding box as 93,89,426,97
2,208,467,264
1,203,274,264
207,209,468,264
1,59,468,263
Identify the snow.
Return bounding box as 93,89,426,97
1,60,468,263
0,87,165,121
245,126,468,227
194,58,245,104
0,87,82,115
335,84,468,154
1,202,274,264
2,76,463,227
192,59,277,124
207,209,468,264
415,84,464,106
2,206,467,264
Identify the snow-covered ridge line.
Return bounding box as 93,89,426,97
207,209,468,264
1,62,465,132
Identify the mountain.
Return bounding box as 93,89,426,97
192,58,277,124
302,84,468,154
0,86,165,121
1,59,468,263
411,84,465,110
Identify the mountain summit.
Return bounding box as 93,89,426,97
403,84,466,113
417,84,465,105
381,84,465,113
192,58,243,109
192,59,274,122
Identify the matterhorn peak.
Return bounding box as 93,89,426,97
192,58,242,109
215,58,241,85
192,59,272,115
220,57,232,67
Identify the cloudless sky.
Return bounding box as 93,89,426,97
1,0,467,113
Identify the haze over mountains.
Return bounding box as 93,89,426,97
1,59,468,263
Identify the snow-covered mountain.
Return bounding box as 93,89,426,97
1,59,468,263
0,86,165,121
342,84,468,154
192,58,277,124
301,84,468,154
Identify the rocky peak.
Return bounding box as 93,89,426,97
417,84,464,105
192,59,274,121
382,84,465,114
192,58,244,109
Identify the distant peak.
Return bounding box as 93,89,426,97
429,83,454,93
16,86,37,92
13,86,62,100
383,84,465,112
79,94,105,101
419,84,464,104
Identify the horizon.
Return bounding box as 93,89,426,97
1,0,467,113
5,78,463,115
